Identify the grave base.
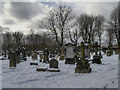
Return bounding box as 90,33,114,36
59,56,64,60
47,69,60,72
75,68,91,73
30,62,38,65
65,58,75,64
36,68,47,72
92,55,102,64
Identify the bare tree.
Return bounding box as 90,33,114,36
94,15,105,56
2,32,13,50
13,32,23,48
109,2,120,58
77,14,95,43
69,28,81,47
39,6,75,47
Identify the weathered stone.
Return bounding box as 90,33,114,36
65,43,75,64
15,49,20,64
75,42,92,73
49,58,58,68
92,42,102,64
39,53,43,60
55,55,58,59
75,60,91,73
9,51,16,67
32,50,37,60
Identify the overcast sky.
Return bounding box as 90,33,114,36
0,1,118,34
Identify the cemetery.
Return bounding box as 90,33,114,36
0,1,120,89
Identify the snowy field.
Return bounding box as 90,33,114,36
0,53,119,88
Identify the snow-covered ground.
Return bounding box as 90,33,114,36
0,53,119,88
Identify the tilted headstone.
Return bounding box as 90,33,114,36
43,48,49,63
65,43,75,64
9,51,16,67
92,42,102,64
75,42,91,73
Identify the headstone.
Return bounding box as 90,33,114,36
75,42,91,73
49,58,58,68
21,47,27,61
47,58,60,72
28,52,31,57
9,51,16,67
55,55,58,59
65,43,75,64
15,49,20,64
43,48,49,63
39,53,43,60
92,42,102,64
32,50,37,60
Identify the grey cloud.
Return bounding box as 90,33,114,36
3,19,15,25
10,2,43,20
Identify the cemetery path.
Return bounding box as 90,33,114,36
1,54,118,88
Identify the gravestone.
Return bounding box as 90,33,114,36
9,51,16,67
49,58,58,68
102,47,107,54
28,51,31,57
15,49,20,64
47,58,60,72
21,47,27,61
39,53,43,62
92,42,102,64
43,48,49,63
32,50,37,60
75,42,91,73
65,43,75,64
